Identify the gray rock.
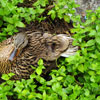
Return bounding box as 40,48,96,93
75,0,100,16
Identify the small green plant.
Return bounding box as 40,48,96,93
0,59,81,100
0,0,46,41
48,0,79,22
0,73,15,100
1,0,100,100
0,0,78,41
64,6,100,100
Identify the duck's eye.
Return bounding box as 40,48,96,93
51,43,56,52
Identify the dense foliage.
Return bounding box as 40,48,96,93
0,0,100,100
0,0,77,41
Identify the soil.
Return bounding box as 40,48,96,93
18,18,73,35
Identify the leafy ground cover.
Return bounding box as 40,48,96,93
0,0,100,100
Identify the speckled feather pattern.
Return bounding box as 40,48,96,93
0,32,77,80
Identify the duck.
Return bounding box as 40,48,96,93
0,31,78,80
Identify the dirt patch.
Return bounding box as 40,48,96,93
18,18,73,36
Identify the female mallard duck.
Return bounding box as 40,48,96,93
0,31,78,79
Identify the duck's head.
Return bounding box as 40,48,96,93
42,33,78,61
9,33,28,61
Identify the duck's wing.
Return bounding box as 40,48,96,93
0,35,14,59
0,37,13,47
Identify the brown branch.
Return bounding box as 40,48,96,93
46,5,55,10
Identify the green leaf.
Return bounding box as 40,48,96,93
39,77,46,84
8,32,13,35
66,75,75,83
97,96,100,100
36,67,42,75
48,10,56,20
96,7,100,13
38,59,43,66
1,74,10,80
91,15,96,21
22,89,30,96
0,32,7,36
52,82,62,93
96,25,100,31
0,8,4,15
96,71,100,75
97,32,100,36
84,19,92,25
86,40,95,46
35,93,42,99
0,0,7,7
6,24,14,32
30,73,36,79
84,89,90,96
89,30,96,37
8,73,15,77
15,21,25,27
43,90,46,100
3,17,14,24
78,64,84,73
90,76,95,82
64,15,70,23
36,6,45,14
28,93,34,99
88,71,95,76
57,77,63,81
95,36,100,45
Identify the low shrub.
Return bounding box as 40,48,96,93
1,0,100,100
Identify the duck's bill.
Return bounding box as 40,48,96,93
9,48,19,61
60,46,78,57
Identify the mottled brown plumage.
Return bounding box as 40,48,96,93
0,31,78,79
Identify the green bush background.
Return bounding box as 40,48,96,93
0,0,100,100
